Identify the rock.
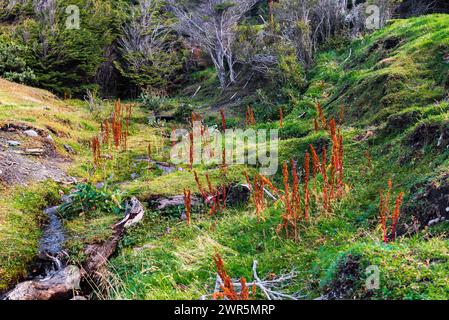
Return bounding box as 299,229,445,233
46,135,54,142
7,140,21,147
95,182,105,189
149,195,200,212
130,173,139,180
23,129,39,137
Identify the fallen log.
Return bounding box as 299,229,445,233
4,266,81,300
3,197,145,300
81,197,145,278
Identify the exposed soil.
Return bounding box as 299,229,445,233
406,121,449,150
323,254,363,300
0,123,72,186
400,173,449,235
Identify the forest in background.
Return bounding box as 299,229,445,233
1,0,447,100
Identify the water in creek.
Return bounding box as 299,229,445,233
30,206,66,278
40,206,65,255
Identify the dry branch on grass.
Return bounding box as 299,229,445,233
201,257,301,301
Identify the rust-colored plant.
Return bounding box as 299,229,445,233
309,118,345,214
212,253,249,300
91,136,101,166
277,161,297,239
303,152,310,223
379,179,404,243
112,99,123,149
193,172,227,215
315,102,327,129
189,131,194,169
184,189,192,225
252,174,266,221
194,171,206,199
245,105,256,127
391,192,404,241
220,109,226,131
245,171,280,222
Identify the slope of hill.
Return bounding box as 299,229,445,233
1,14,448,300
103,15,449,300
0,78,99,292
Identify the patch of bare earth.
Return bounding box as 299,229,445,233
0,123,72,186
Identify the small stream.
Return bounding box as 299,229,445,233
40,206,65,255
1,206,67,300
29,206,66,278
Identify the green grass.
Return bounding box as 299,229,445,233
2,15,449,300
0,181,60,291
105,14,449,300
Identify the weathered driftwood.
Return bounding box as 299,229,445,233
4,266,81,301
149,195,200,211
4,197,145,300
81,197,145,277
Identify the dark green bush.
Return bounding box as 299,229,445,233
0,36,35,84
59,183,124,219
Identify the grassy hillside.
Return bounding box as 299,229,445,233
0,79,100,291
103,15,449,300
1,14,448,300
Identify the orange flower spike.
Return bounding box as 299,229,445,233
259,175,280,195
304,152,310,223
184,189,192,226
189,131,194,169
309,144,320,178
315,102,326,128
220,109,227,131
379,193,388,244
391,192,404,241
